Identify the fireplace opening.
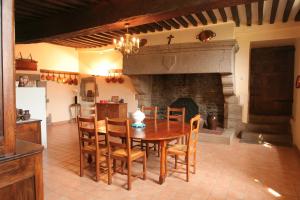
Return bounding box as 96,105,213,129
170,98,198,122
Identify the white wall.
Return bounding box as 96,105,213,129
46,82,78,123
15,43,79,72
15,43,79,123
78,49,138,114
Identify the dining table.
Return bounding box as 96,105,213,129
97,119,190,184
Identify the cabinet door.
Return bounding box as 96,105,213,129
107,104,119,118
0,0,16,155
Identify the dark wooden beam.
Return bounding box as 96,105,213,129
136,25,148,33
206,10,217,24
270,0,279,24
185,14,198,26
218,8,227,22
175,16,189,28
195,12,208,25
283,0,295,22
296,9,300,21
76,36,108,46
86,35,112,43
157,21,172,30
16,0,260,43
94,33,114,40
166,19,180,29
245,3,252,26
143,24,155,32
230,6,240,27
258,0,264,25
149,23,163,31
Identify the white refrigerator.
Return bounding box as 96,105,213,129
16,87,47,148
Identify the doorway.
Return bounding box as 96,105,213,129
249,46,295,116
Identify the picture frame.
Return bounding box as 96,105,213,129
296,75,300,88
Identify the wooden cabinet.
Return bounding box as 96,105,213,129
0,1,44,199
96,103,127,120
16,120,42,144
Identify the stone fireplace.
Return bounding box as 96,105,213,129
123,40,242,131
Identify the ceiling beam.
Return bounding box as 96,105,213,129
296,9,300,21
157,21,172,30
166,19,180,29
185,14,198,26
136,25,148,33
282,0,295,22
175,16,189,28
270,0,279,24
195,12,208,25
230,6,240,27
16,0,259,43
258,0,264,25
149,23,163,31
218,8,227,22
245,3,252,26
206,10,217,24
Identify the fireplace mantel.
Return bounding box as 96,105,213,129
123,40,238,75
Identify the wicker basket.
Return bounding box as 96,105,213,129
15,52,38,71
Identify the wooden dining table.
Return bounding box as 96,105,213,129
97,119,190,184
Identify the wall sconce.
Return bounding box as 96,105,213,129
196,30,216,42
105,69,124,84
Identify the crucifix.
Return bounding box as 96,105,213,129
167,34,174,45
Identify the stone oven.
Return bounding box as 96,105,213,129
123,40,242,131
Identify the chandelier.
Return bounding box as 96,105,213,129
113,23,140,56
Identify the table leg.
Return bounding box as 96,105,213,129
159,140,166,184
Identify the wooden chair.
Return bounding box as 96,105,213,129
141,106,158,120
106,118,146,190
141,106,159,157
167,106,186,143
166,114,201,182
167,106,185,126
77,116,108,182
80,103,96,117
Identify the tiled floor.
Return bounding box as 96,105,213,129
44,123,300,200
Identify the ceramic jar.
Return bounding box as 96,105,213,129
132,108,145,125
207,112,217,130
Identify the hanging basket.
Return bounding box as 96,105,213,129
15,52,38,71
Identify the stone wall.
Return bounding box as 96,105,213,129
150,74,224,126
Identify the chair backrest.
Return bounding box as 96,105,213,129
187,114,201,152
81,103,96,117
141,106,158,120
167,107,186,127
105,118,131,157
77,116,99,151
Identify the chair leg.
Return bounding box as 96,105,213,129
193,151,197,174
143,153,147,180
113,159,116,172
107,155,112,185
165,153,168,177
127,161,132,190
95,154,100,182
175,155,178,169
146,143,149,158
157,144,160,157
186,155,190,182
80,151,84,177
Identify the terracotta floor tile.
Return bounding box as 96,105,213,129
43,123,300,200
